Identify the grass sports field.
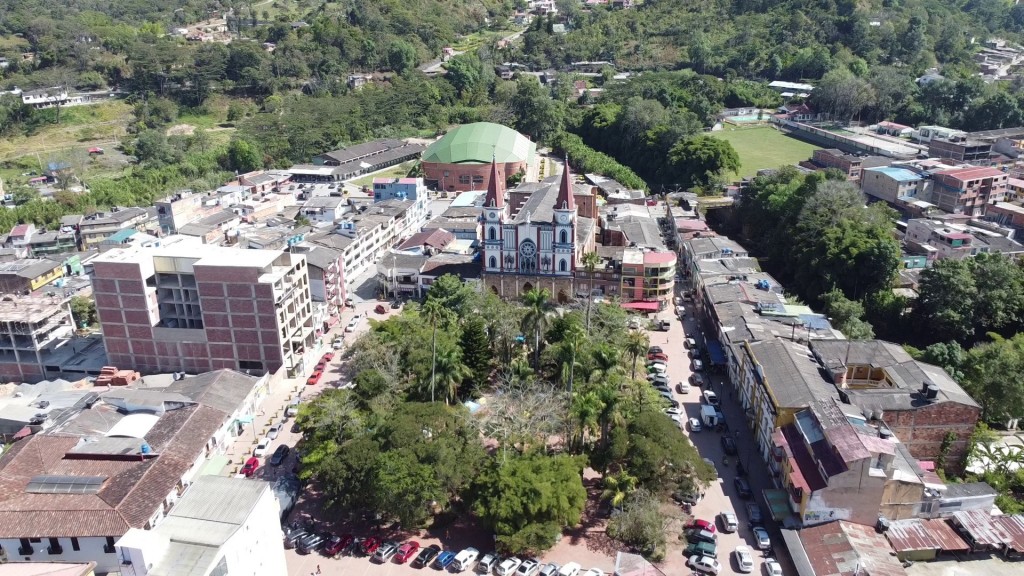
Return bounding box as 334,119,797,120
712,126,817,179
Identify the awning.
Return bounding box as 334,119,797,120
706,340,727,365
621,301,660,311
781,528,815,576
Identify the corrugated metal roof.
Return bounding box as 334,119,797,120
885,518,970,553
992,515,1024,553
952,510,1006,548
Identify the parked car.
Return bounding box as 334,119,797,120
733,545,754,573
454,548,480,571
396,541,421,563
477,553,499,574
648,374,670,387
719,511,738,533
267,423,282,440
721,436,738,456
665,407,684,417
391,300,402,309
685,337,698,349
686,528,717,545
345,317,360,332
375,304,387,314
516,559,540,576
703,390,719,406
241,457,260,477
283,522,309,549
763,559,783,576
557,562,581,576
435,551,457,570
539,563,560,576
685,540,717,559
286,398,300,417
344,537,366,556
253,437,271,458
647,352,668,362
685,519,716,533
413,544,442,567
677,381,691,394
269,444,290,466
496,557,522,576
752,527,772,551
692,359,704,371
324,534,353,557
746,502,764,527
582,569,603,576
374,541,400,563
734,476,752,499
648,346,663,355
333,338,345,350
659,391,679,407
306,371,322,386
297,532,328,554
687,555,721,575
362,536,382,556
321,352,335,363
688,417,702,432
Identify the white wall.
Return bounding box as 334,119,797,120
1,536,120,574
220,486,288,575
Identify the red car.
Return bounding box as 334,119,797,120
362,536,381,556
324,534,353,557
306,371,322,386
241,457,260,478
375,304,387,314
685,518,716,533
648,352,669,362
395,541,420,563
321,352,334,363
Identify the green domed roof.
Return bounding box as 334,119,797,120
422,122,536,165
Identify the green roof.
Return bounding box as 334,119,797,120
422,123,536,165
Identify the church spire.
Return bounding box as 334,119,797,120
555,155,575,211
484,153,504,209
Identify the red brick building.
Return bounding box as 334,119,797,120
931,166,1008,216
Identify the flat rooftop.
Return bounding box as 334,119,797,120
0,294,70,323
92,235,288,269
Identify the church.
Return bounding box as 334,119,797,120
480,158,597,302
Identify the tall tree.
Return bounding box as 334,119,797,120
582,251,601,332
522,287,553,369
623,330,650,381
421,299,449,402
666,135,740,190
460,317,493,391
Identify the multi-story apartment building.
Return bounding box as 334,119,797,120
290,244,346,327
930,166,1007,216
805,149,880,182
928,137,992,163
79,208,153,250
861,166,925,204
116,475,287,576
0,258,63,294
905,219,978,261
0,293,75,382
92,236,315,376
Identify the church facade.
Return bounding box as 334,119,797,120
480,159,596,302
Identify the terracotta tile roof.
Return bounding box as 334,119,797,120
0,405,228,538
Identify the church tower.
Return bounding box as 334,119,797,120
482,157,506,273
552,157,577,276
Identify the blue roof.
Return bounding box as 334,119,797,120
706,340,727,365
104,229,137,243
866,166,921,183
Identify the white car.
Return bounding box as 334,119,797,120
676,381,691,394
719,510,738,533
517,559,541,576
692,359,704,371
686,555,720,575
763,559,782,576
688,417,703,432
454,548,480,572
253,437,271,457
753,526,771,551
345,316,360,332
332,339,345,350
665,407,684,417
478,554,498,574
496,558,522,576
267,424,282,440
647,363,668,374
733,546,754,573
558,562,581,576
582,569,603,576
685,337,697,349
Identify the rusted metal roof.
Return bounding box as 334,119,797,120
992,515,1024,553
951,510,1007,549
800,521,908,576
885,518,970,553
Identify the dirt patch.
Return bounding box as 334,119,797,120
166,124,196,136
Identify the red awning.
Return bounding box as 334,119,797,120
621,301,660,311
12,426,32,440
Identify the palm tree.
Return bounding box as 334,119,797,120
595,382,624,450
571,390,602,450
582,251,601,332
433,347,471,405
563,321,587,395
421,299,449,402
600,470,638,511
588,343,623,384
623,330,650,380
521,287,553,369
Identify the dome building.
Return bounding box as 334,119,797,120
421,123,539,192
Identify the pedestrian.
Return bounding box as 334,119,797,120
317,565,322,574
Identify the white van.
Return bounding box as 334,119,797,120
453,548,479,572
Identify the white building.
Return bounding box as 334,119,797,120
115,476,286,576
300,196,347,223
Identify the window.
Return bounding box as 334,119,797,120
488,227,496,240
70,538,80,552
473,175,484,184
559,259,568,272
559,229,568,244
459,175,471,184
488,256,497,268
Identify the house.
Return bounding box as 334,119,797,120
811,339,981,473
803,149,888,182
177,210,242,245
7,223,35,248
776,104,824,122
861,166,924,205
398,228,456,253
928,136,992,163
885,517,971,561
289,244,346,325
876,121,913,137
791,521,909,576
948,510,1024,558
78,207,153,249
377,251,430,298
301,196,347,223
905,219,977,261
912,125,964,144
0,258,63,293
115,476,287,576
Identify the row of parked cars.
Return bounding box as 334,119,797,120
282,525,606,576
682,516,778,575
